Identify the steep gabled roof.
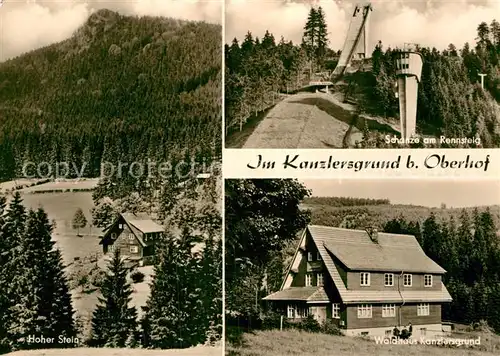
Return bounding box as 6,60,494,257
309,225,446,274
270,225,452,305
121,213,164,234
100,212,163,247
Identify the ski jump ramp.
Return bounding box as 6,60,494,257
331,3,372,78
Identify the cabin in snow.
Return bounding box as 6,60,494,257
263,225,452,339
99,212,164,266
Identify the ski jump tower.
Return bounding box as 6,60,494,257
395,45,423,141
331,3,372,78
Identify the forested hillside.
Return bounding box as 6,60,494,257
0,9,222,181
304,197,500,229
225,12,500,147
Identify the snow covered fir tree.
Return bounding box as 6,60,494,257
0,193,76,353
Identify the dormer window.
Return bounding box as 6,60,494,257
307,252,313,261
305,273,313,287
317,273,324,286
403,274,412,287
360,272,370,286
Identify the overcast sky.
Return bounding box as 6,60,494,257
300,179,500,208
226,0,500,52
0,0,222,61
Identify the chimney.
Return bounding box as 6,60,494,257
366,227,378,243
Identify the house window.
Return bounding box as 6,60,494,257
317,273,324,286
128,233,134,240
424,275,433,287
129,246,139,254
111,233,117,239
357,304,372,318
287,305,294,318
384,273,394,286
118,224,123,229
420,328,427,336
305,273,313,287
332,303,340,319
307,252,313,261
109,244,115,252
317,252,322,260
417,303,430,316
403,274,412,287
360,272,370,286
296,306,309,318
382,304,396,318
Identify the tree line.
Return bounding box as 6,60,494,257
303,196,390,207
225,6,333,135
0,190,222,354
0,9,221,183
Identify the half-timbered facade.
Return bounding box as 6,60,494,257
263,225,452,338
99,212,164,266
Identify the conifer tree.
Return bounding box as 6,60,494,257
1,193,27,349
143,231,205,349
90,249,138,347
302,7,318,60
302,7,328,66
9,208,76,350
315,7,329,65
72,208,87,237
198,206,223,343
0,195,11,353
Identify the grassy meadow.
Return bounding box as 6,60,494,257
226,330,500,356
6,345,222,356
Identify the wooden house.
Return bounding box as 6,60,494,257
263,225,452,338
99,212,164,266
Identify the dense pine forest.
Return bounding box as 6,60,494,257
225,31,308,134
0,187,222,353
0,9,222,182
225,179,500,338
225,6,500,147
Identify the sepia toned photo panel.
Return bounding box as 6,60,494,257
0,1,222,355
224,0,500,149
225,178,500,354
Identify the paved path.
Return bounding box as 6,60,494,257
243,93,350,148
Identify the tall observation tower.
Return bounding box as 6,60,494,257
394,45,423,141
